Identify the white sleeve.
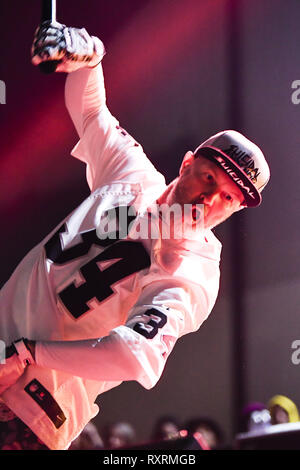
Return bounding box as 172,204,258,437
65,62,164,192
35,279,209,390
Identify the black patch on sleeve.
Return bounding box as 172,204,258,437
24,379,66,429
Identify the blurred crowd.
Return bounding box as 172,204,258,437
68,393,300,450
68,414,223,450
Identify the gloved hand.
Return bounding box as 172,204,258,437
0,338,35,395
31,21,105,73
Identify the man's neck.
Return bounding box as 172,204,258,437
156,178,178,206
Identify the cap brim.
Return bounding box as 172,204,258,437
194,146,262,207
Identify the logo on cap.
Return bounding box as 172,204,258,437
223,145,260,184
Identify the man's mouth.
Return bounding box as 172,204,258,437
192,204,201,221
191,203,207,222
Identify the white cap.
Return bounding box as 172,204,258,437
194,130,270,207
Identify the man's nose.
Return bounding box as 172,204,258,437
200,191,219,206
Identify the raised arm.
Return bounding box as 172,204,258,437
64,63,106,138
31,21,165,192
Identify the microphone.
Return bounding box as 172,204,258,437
39,0,61,74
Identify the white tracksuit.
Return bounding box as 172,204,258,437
0,58,221,449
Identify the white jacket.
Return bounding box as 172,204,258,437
0,58,221,450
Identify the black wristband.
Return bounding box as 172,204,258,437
5,343,17,359
5,337,31,359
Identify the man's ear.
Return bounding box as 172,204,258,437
179,151,194,175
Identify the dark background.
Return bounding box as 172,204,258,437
1,0,299,446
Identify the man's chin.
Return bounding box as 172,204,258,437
202,212,214,230
204,215,230,230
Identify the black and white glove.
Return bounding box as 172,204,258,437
31,21,105,73
0,338,35,395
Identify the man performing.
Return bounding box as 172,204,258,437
0,22,270,450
